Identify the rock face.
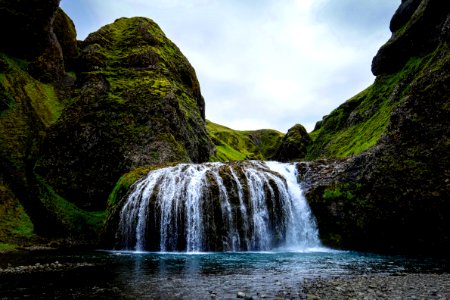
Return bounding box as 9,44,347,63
1,3,214,242
52,8,78,71
0,0,65,83
372,0,448,75
103,161,320,252
0,0,79,238
303,0,450,255
36,17,214,210
273,124,311,162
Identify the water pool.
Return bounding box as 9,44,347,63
1,248,448,299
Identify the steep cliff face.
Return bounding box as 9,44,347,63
1,2,214,245
302,0,449,255
0,0,110,243
0,0,65,83
36,17,214,210
307,0,449,161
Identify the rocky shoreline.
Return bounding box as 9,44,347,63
300,273,450,300
0,261,95,275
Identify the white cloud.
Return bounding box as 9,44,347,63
60,0,398,133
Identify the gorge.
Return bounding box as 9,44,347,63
1,0,449,298
0,0,447,265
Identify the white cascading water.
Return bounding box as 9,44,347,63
117,161,320,252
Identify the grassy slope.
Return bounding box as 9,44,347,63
0,53,105,248
207,120,284,161
307,54,427,159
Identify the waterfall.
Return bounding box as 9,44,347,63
116,161,320,252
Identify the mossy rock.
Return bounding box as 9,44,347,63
302,41,450,255
53,8,78,71
37,17,214,210
273,124,311,162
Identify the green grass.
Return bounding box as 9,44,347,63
0,243,18,252
35,174,106,235
307,55,427,159
0,184,35,245
207,120,284,161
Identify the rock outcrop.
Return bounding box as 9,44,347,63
372,0,448,75
36,17,214,210
0,0,65,83
273,124,311,162
0,0,79,239
303,0,449,255
1,2,214,243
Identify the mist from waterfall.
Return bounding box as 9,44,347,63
116,161,320,252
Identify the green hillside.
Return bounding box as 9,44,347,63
207,120,284,161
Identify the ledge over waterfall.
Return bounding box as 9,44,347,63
103,161,320,252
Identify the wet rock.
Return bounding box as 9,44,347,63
301,274,450,300
0,261,94,274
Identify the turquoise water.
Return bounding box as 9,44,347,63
1,249,448,299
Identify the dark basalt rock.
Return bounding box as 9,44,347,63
372,0,448,75
53,8,78,71
37,17,214,210
301,0,449,255
389,0,422,32
0,0,65,83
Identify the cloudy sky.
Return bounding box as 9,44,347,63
60,0,399,133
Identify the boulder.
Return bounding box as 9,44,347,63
273,124,311,162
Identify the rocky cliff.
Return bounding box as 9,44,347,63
0,1,213,247
36,17,214,210
301,0,449,255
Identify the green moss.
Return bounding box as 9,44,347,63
107,163,178,207
207,120,284,161
24,83,62,125
0,243,18,252
0,183,35,247
307,54,427,159
35,174,105,235
323,188,354,201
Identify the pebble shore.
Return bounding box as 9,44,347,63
300,273,450,300
0,261,94,274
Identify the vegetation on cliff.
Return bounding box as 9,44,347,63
36,17,214,210
0,0,448,257
273,124,311,162
301,0,449,255
207,120,284,161
1,2,214,248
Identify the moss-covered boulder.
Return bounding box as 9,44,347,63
302,0,450,255
207,120,284,161
273,124,311,162
36,17,214,210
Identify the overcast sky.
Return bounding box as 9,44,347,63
60,0,399,133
